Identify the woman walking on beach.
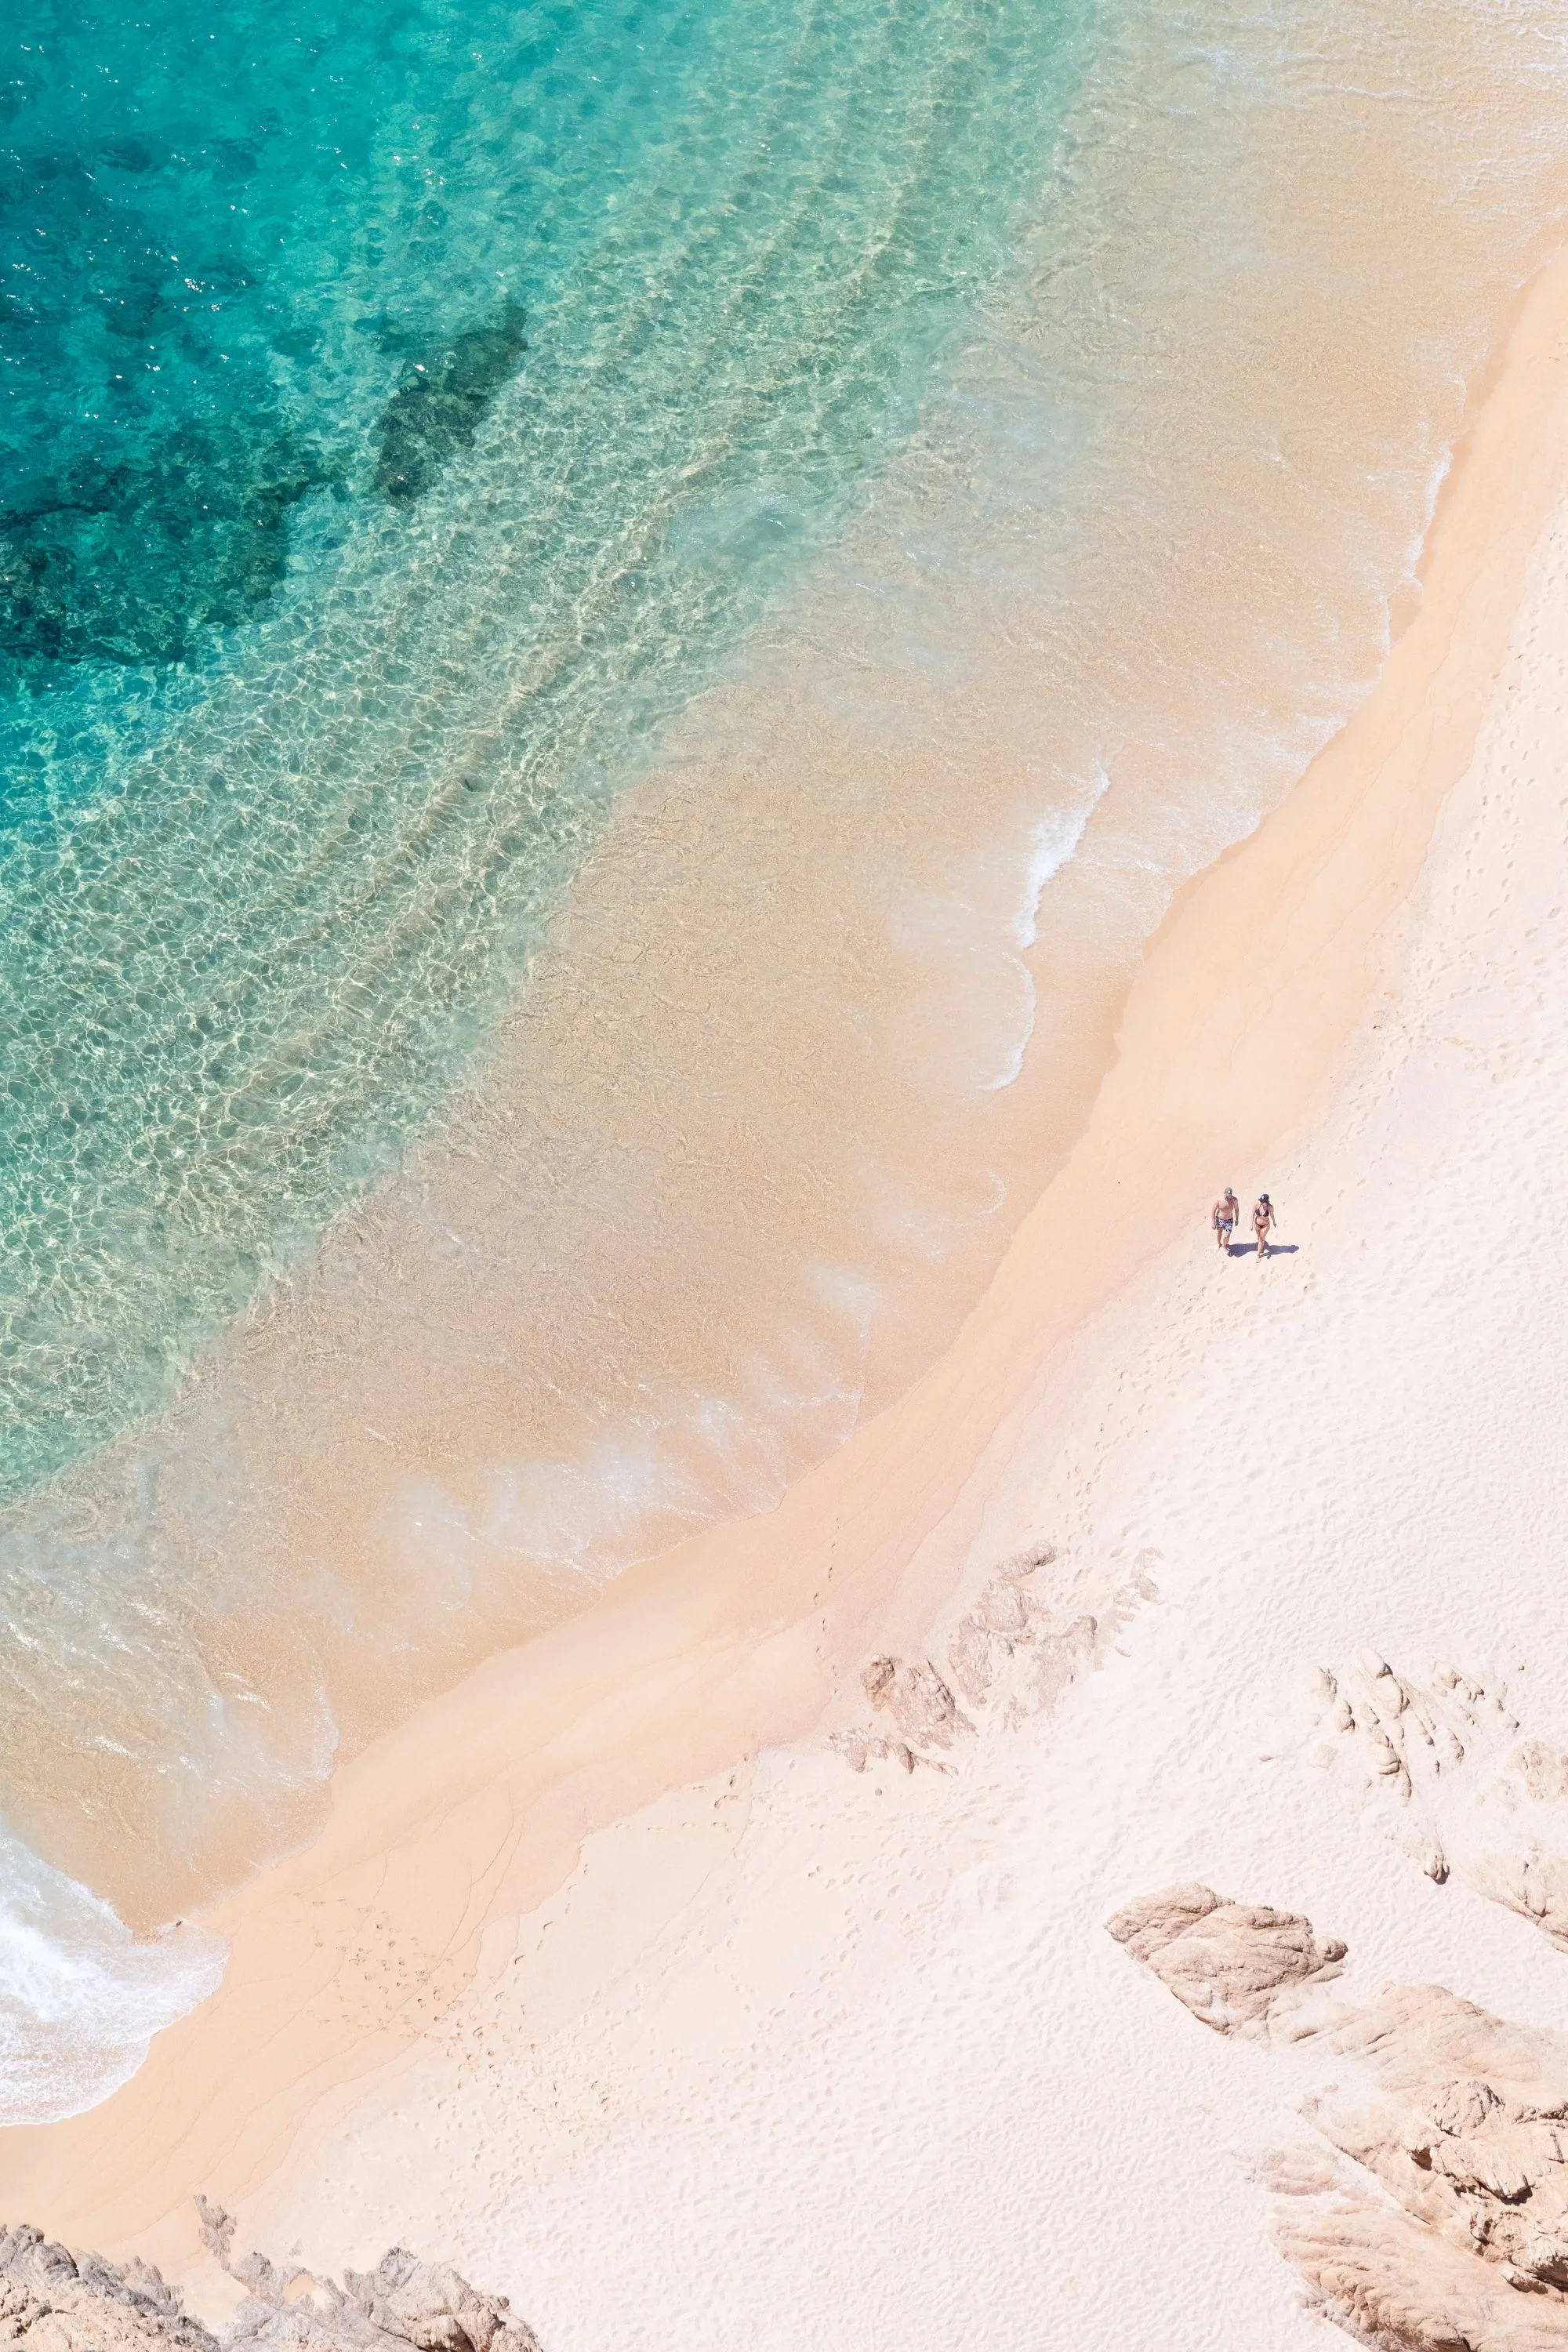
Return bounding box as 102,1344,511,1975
1252,1193,1276,1259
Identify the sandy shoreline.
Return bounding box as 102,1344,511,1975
7,238,1568,2346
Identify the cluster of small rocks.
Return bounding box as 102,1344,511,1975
0,2214,542,2352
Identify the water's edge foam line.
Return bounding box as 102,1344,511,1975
2,0,1566,2114
4,218,1567,2241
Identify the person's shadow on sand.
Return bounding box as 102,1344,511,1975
1227,1241,1300,1257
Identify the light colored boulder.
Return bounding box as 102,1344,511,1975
1112,1880,1568,2346
1308,1655,1568,1948
1105,1882,1347,2034
198,2206,542,2352
0,2223,217,2352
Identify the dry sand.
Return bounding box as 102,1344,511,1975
7,239,1568,2351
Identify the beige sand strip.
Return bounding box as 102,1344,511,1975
6,234,1568,2299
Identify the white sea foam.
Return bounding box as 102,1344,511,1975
983,789,1109,1093
0,1823,224,2125
387,1272,884,1607
0,0,1563,2140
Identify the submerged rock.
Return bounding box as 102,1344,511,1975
0,424,326,670
374,310,527,507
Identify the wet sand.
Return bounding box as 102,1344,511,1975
10,2,1565,1953
5,204,1568,2352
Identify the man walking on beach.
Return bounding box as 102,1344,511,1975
1252,1192,1276,1260
1212,1188,1240,1253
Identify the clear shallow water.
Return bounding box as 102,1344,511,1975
1,0,1091,1497
3,0,1568,2123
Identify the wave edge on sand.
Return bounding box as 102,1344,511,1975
6,140,1568,2352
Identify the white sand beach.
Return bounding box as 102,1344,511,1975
8,224,1568,2352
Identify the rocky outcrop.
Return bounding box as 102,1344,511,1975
833,1657,971,1773
0,2216,543,2352
197,2206,541,2352
1302,1988,1568,2300
1268,1983,1568,2348
0,2224,218,2352
1105,1883,1347,2036
337,2252,538,2352
1308,1656,1568,1949
833,1544,1157,1773
1110,1882,1568,2348
1270,2175,1568,2352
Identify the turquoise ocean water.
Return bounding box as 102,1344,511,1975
3,0,1568,2122
2,0,1095,2118
2,0,1089,1501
